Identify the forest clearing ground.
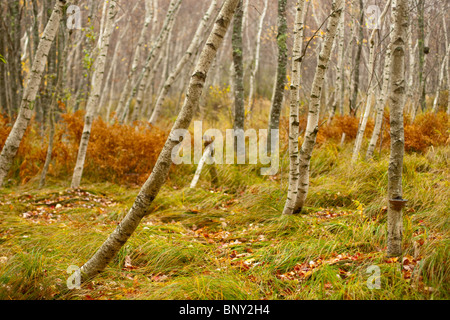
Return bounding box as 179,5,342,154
0,144,448,300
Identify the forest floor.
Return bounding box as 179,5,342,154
0,143,448,300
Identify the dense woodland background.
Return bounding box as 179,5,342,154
0,0,448,300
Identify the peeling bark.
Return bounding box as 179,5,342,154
293,0,344,214
0,0,66,187
80,0,240,280
387,0,408,257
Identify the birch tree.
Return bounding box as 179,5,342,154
335,0,346,116
432,10,449,114
387,0,408,257
232,0,245,142
282,0,306,216
267,0,288,152
352,0,391,162
0,0,66,187
71,0,118,189
39,24,68,188
80,0,240,280
432,45,449,113
148,0,217,125
120,0,182,123
349,0,364,116
293,0,344,214
247,0,268,119
366,32,392,160
115,0,154,119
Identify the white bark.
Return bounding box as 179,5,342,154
0,0,66,187
366,19,394,160
387,0,408,257
148,0,217,125
282,0,306,216
190,142,214,189
352,0,391,162
120,0,182,123
247,0,268,118
71,0,118,189
115,0,154,120
80,0,240,280
432,46,449,113
335,0,346,115
432,10,449,114
293,0,344,214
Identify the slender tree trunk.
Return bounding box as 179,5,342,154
40,24,68,188
366,20,394,160
267,0,288,152
115,0,154,120
293,0,344,214
432,46,449,113
282,0,306,216
119,0,182,123
80,0,240,280
148,0,217,125
349,0,363,117
414,0,426,119
352,0,391,162
71,0,118,189
335,0,346,116
99,16,130,118
406,9,416,116
0,0,66,187
232,0,245,142
387,0,408,258
247,0,268,119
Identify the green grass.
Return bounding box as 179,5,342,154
0,144,448,300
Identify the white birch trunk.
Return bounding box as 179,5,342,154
432,47,449,113
148,0,217,125
247,0,268,118
115,0,154,120
80,0,240,280
293,0,344,214
190,142,214,189
282,0,306,216
352,0,391,162
366,19,394,160
71,0,118,189
387,0,408,257
0,0,65,187
335,0,346,115
120,0,182,123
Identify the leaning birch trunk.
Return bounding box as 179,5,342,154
366,20,394,160
80,0,240,280
115,0,154,120
148,0,217,125
352,0,391,162
121,0,182,123
0,0,65,187
247,0,268,119
267,0,288,152
293,0,344,214
71,0,117,189
282,0,306,216
190,142,215,189
387,0,408,257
